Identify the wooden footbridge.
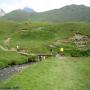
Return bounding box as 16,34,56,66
18,52,53,61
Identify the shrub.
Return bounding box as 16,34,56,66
70,50,89,57
87,50,90,56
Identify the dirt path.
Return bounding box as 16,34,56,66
0,45,8,51
56,54,67,59
0,64,29,82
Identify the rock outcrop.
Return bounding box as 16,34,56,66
0,9,5,16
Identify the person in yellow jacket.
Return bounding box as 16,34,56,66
60,48,64,56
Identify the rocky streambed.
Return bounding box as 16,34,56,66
0,64,29,82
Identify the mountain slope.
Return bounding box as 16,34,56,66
1,8,36,21
29,4,90,23
1,5,90,22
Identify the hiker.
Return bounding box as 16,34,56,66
16,44,19,49
16,44,20,51
50,48,53,54
50,48,57,56
59,48,64,56
39,55,42,61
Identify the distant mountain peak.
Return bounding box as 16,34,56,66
1,4,90,23
61,4,88,9
0,9,5,16
22,7,35,13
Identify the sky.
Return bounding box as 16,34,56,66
0,0,90,13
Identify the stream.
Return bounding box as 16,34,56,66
0,64,29,82
0,54,50,82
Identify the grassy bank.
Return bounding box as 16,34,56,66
0,50,28,69
0,57,90,90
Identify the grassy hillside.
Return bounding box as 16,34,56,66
0,21,90,68
1,5,90,23
0,10,35,22
0,21,90,51
11,22,90,49
1,21,89,51
29,5,90,23
0,21,18,39
0,57,90,90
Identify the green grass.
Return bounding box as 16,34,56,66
0,21,90,68
0,50,28,68
0,21,18,40
9,22,90,51
0,57,90,90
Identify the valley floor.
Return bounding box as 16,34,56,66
0,57,90,90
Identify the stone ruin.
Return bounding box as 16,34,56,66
71,33,90,49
